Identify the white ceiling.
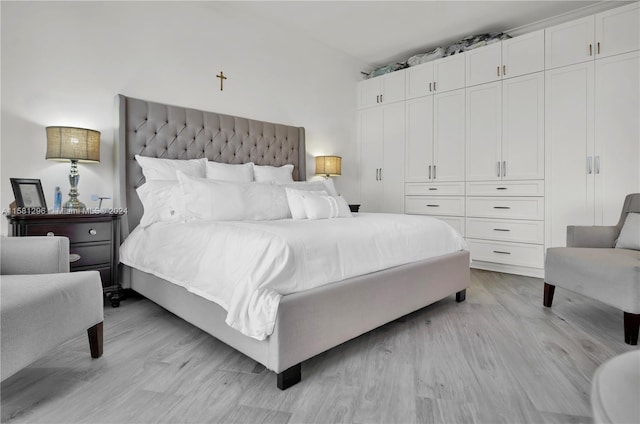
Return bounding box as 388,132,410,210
227,1,613,68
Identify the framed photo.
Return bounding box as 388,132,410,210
10,178,48,214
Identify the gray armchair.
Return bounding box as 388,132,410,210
1,236,104,381
544,194,640,345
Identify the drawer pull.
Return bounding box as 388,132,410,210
426,204,440,207
428,188,437,191
493,228,511,232
69,254,81,263
496,187,507,190
493,206,511,209
46,232,55,237
493,250,511,255
89,229,97,236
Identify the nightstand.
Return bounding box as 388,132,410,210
349,204,360,213
6,212,125,307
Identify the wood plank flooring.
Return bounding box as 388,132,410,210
2,269,636,423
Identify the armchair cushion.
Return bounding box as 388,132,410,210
615,213,640,250
545,247,640,314
1,236,70,275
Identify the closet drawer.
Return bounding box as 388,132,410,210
434,216,465,237
405,182,465,196
405,196,465,216
467,239,544,268
466,180,544,196
466,197,544,220
466,218,544,244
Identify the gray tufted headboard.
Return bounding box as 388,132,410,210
114,94,306,238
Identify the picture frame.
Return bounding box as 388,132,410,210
10,178,48,214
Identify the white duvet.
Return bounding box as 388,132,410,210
120,213,467,340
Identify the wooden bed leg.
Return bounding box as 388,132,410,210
456,289,466,303
624,312,640,345
88,322,103,358
543,283,555,308
277,363,301,390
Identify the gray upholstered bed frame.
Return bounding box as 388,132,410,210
115,94,470,390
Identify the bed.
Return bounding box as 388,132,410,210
114,94,470,390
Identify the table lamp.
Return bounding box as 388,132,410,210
315,155,341,178
46,126,100,211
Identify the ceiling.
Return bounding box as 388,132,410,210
228,1,610,68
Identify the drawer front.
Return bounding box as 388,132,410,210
466,180,544,196
466,239,544,268
466,197,544,220
466,218,544,244
435,216,465,237
26,221,112,243
405,182,465,196
70,244,111,268
405,196,465,216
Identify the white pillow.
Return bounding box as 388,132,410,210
280,179,339,197
253,164,294,183
302,192,352,220
205,161,254,182
135,155,206,181
136,180,184,227
177,172,291,221
615,212,640,250
285,188,328,219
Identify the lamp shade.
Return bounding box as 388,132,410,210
315,155,341,176
46,126,100,162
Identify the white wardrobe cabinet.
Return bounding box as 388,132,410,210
466,72,544,182
545,2,640,70
359,103,405,213
466,30,544,87
405,54,465,100
358,70,406,109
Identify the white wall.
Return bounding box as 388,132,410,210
1,1,365,230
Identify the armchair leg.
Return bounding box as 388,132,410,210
624,312,640,345
543,283,555,307
88,322,103,358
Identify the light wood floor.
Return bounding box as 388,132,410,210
2,269,636,424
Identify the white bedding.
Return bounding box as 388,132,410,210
120,213,467,340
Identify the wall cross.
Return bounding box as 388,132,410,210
216,71,227,91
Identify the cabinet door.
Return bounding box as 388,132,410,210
595,51,640,225
466,81,502,181
405,62,434,100
358,78,382,109
545,15,595,70
405,97,434,182
502,72,544,180
434,53,466,93
595,3,640,59
359,108,383,212
465,43,502,87
381,103,406,213
433,89,465,182
545,62,595,247
502,30,544,79
381,70,406,104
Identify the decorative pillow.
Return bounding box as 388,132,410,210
253,164,294,183
280,179,339,197
177,172,291,221
285,188,328,219
205,161,254,182
136,180,185,227
301,192,352,220
135,155,206,181
615,212,640,250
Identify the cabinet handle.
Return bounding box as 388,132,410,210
493,228,511,232
595,156,600,174
46,231,55,237
587,156,593,174
589,44,593,56
376,95,380,103
503,65,506,76
433,165,437,179
379,168,382,180
497,161,501,177
69,253,81,263
375,168,379,181
496,187,507,190
497,66,500,77
502,161,506,177
429,82,432,92
426,204,440,207
380,94,383,103
493,206,511,209
493,250,511,255
428,165,432,179
89,229,97,235
597,42,600,55
433,81,436,91
428,187,437,191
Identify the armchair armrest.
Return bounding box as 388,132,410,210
1,236,70,275
566,226,619,248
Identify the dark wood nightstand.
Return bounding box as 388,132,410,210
349,204,360,213
6,212,125,307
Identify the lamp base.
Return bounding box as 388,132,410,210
63,198,86,212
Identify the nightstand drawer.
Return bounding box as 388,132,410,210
70,244,111,268
26,221,112,243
